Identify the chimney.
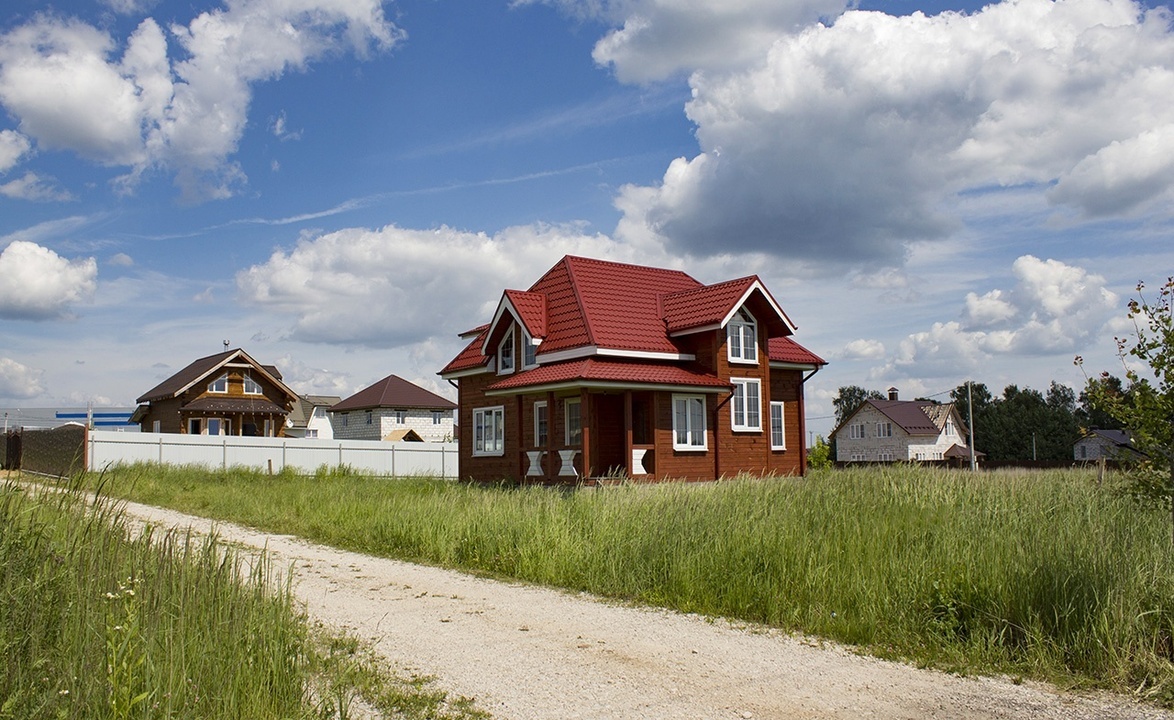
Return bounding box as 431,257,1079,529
888,387,899,401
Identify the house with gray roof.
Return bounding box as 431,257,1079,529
330,374,456,442
1074,428,1145,462
832,388,973,463
285,394,342,439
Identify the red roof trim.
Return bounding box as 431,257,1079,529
485,357,730,393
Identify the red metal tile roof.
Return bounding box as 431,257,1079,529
486,357,730,393
503,289,547,338
530,256,702,355
440,327,492,375
768,337,826,366
662,277,757,333
332,374,457,412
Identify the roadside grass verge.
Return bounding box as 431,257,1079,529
0,476,486,720
81,463,1174,706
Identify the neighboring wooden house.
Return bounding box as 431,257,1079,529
330,374,456,442
832,389,972,463
1074,428,1145,462
133,348,298,436
438,255,826,483
285,394,342,439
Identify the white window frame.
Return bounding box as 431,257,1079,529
564,398,582,447
307,429,319,439
730,378,761,432
473,406,505,456
726,308,758,364
522,330,538,369
770,401,786,450
672,394,708,451
534,400,548,448
152,420,161,433
432,411,443,425
393,410,406,424
877,421,892,438
850,422,866,440
242,372,263,395
498,330,515,375
208,373,228,393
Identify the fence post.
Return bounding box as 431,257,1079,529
391,444,396,477
282,441,287,472
223,437,227,470
159,435,164,463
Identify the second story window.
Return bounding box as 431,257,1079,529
522,330,537,369
209,374,228,393
877,422,892,438
243,372,263,395
727,308,758,364
394,410,406,423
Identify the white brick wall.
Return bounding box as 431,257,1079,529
331,408,454,442
835,405,967,462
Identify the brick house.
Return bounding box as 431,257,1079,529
438,256,826,483
133,348,298,436
832,389,973,463
330,374,456,442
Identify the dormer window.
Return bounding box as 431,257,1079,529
522,330,537,369
243,372,263,395
727,308,758,364
209,373,228,393
498,330,515,374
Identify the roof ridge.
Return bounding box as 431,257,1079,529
563,256,597,348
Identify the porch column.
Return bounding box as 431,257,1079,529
624,390,633,478
546,391,555,481
580,388,590,479
516,394,525,481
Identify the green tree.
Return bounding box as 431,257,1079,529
1079,278,1174,542
1077,374,1127,430
807,435,832,470
832,385,884,427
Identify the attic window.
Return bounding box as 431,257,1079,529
209,374,228,393
522,330,537,369
727,308,758,364
498,330,515,374
243,372,263,395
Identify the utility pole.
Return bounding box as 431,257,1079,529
968,381,977,472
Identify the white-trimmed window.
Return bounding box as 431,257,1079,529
850,423,866,440
564,398,582,446
365,411,373,425
498,330,515,374
878,450,894,462
727,308,758,364
672,394,707,450
522,330,537,369
534,400,548,447
432,411,443,425
770,401,786,450
208,374,228,393
393,410,406,423
243,372,263,395
731,378,761,431
945,420,956,436
877,421,892,438
152,420,161,433
473,406,505,456
307,429,319,439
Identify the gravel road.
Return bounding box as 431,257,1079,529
118,499,1171,720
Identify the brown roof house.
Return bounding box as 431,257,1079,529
832,388,973,463
133,348,299,436
438,255,826,483
330,374,457,442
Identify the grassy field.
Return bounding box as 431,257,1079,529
0,478,486,720
75,463,1174,706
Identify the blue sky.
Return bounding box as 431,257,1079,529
2,0,1174,441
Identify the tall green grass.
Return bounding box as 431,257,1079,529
1,477,487,720
90,463,1174,704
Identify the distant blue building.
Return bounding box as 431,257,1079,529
0,407,138,432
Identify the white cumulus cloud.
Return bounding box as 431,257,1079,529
237,223,640,348
0,241,98,320
0,0,402,202
0,172,74,201
841,338,886,360
610,0,1174,268
0,357,45,400
0,129,31,172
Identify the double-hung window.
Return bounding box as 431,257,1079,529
727,308,758,364
498,331,515,374
770,401,786,450
730,378,761,431
672,394,707,450
473,406,505,456
522,330,537,369
564,399,582,446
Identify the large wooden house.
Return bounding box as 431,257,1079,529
438,256,826,483
133,348,298,436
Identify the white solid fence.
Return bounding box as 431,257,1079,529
88,431,458,478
